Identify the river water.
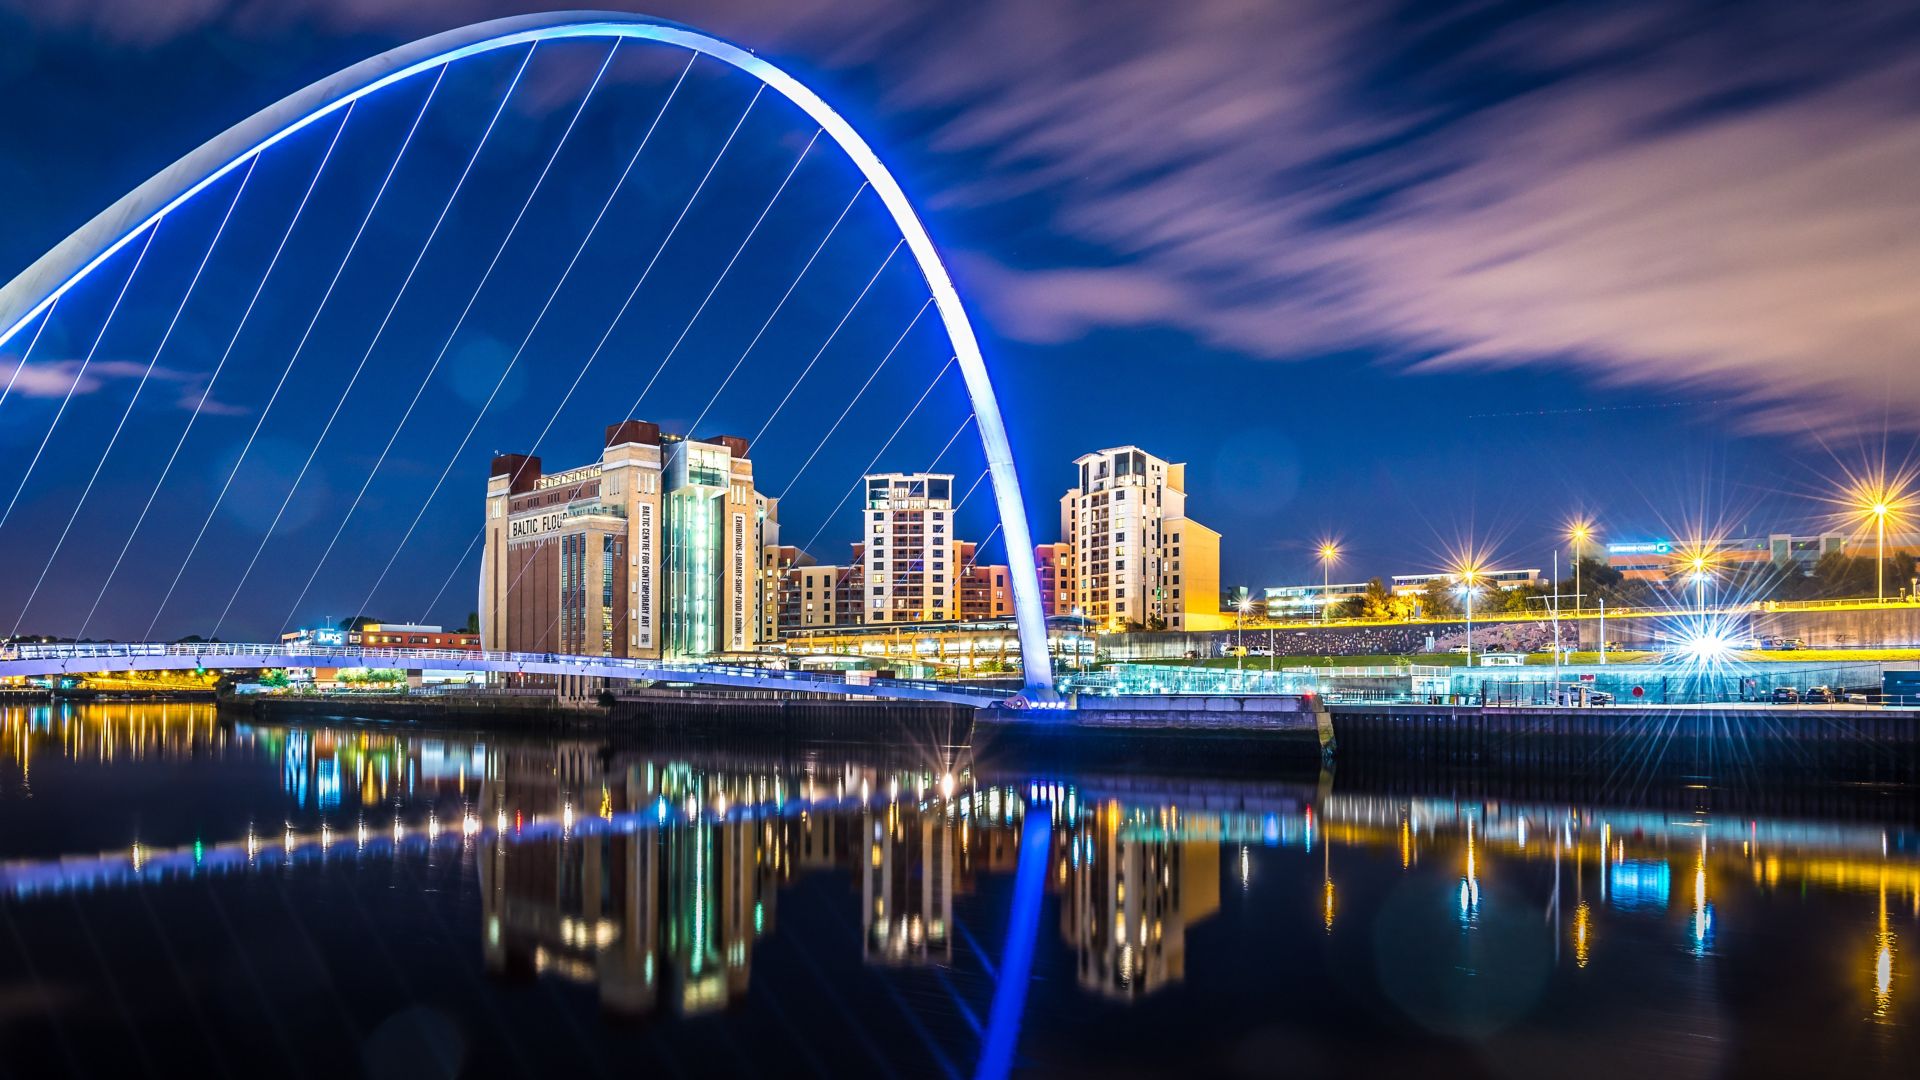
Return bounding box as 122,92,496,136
0,701,1914,1077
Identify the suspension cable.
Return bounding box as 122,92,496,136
797,357,958,558
748,239,903,450
79,100,356,640
352,85,767,622
0,224,160,534
144,94,379,639
278,54,691,635
622,128,821,419
778,298,932,501
685,181,867,437
215,47,609,637
12,159,259,637
0,301,58,417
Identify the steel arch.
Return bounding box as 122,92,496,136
0,11,1056,695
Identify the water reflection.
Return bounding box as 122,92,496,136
2,702,1917,1071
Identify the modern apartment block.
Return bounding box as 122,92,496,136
954,540,1013,621
1034,542,1069,617
480,421,778,664
862,472,958,624
1059,446,1223,631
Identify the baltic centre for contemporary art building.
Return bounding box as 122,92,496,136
479,420,778,662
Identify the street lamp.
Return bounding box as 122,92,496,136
1566,520,1592,616
1318,542,1340,624
1873,500,1889,603
1687,553,1710,611
1456,562,1483,668
1846,480,1909,604
1236,594,1254,673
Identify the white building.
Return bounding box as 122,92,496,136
1263,582,1369,618
1390,569,1542,596
863,473,957,624
1059,446,1224,631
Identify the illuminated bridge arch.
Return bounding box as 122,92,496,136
0,10,1055,696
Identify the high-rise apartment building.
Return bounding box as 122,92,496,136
480,421,778,663
1059,446,1223,631
862,472,958,624
1034,542,1069,617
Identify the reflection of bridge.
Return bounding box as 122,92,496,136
0,641,1010,706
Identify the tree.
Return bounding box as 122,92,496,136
1359,577,1395,619
1420,577,1460,618
462,611,480,634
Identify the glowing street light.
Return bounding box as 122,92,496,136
1455,561,1484,668
1318,542,1340,625
1672,542,1717,612
1235,594,1254,673
1566,519,1593,616
1846,478,1909,604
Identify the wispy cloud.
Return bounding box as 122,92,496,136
0,355,244,415
10,0,1920,424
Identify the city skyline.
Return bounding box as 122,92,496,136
3,2,1920,640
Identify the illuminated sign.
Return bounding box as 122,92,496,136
508,512,567,541
731,512,747,650
1606,541,1671,556
536,465,601,491
636,503,654,649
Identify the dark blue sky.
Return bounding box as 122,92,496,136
2,0,1917,640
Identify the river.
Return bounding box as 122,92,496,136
0,701,1913,1076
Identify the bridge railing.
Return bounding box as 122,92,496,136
0,641,1010,701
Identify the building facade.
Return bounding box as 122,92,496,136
1262,582,1369,619
480,421,777,663
1034,542,1069,617
1390,569,1542,596
1059,446,1223,631
1606,534,1849,584
862,472,958,624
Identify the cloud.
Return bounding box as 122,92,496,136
11,0,1920,424
0,355,243,414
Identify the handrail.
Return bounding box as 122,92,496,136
0,640,1009,701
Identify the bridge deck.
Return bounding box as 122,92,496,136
0,642,1010,707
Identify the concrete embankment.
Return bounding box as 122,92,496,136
1329,702,1920,782
977,695,1333,770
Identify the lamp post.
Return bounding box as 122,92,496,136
1236,595,1253,675
1458,565,1482,669
1319,542,1340,624
1873,500,1889,604
1688,554,1709,612
1567,521,1592,617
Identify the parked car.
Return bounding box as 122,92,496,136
1843,691,1872,705
1589,690,1614,706
1804,686,1837,704
1771,686,1801,704
1447,644,1471,654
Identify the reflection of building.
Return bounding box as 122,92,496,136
1059,808,1219,998
478,760,783,1018
479,421,778,667
1059,446,1223,631
862,804,955,965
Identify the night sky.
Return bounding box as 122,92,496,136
2,0,1918,640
